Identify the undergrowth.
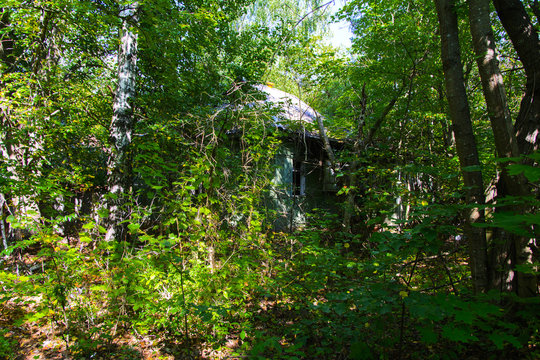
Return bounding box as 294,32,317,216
0,201,539,359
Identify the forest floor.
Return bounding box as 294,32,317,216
1,232,538,360
2,299,236,360
1,249,291,360
1,251,176,360
2,290,302,359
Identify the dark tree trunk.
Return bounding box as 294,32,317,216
435,0,489,294
0,8,14,68
343,85,367,232
493,0,540,155
468,0,517,159
481,0,539,296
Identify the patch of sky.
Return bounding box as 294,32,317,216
326,0,352,50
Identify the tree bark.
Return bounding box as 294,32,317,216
0,8,14,69
343,85,367,232
0,193,8,251
468,0,518,159
470,0,537,296
435,0,489,294
105,3,138,242
315,114,336,170
493,0,540,156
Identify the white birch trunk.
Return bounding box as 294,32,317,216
105,3,138,242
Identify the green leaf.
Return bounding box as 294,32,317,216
462,165,482,172
441,325,478,343
82,222,95,230
349,342,373,360
515,263,540,275
488,332,522,350
454,310,474,324
488,333,504,350
26,210,39,217
128,223,140,232
90,285,108,292
508,163,540,182
97,208,109,218
418,324,437,344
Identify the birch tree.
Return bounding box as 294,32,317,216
105,2,139,242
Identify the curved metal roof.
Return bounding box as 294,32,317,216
254,84,319,127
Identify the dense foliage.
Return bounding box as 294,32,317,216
0,0,538,359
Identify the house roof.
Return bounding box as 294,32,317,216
226,83,346,150
254,84,320,128
251,84,345,148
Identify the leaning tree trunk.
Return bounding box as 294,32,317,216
343,85,367,233
493,0,540,156
105,3,138,242
469,0,537,296
315,113,336,171
468,0,517,160
435,0,489,294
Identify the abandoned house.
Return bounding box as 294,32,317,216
252,84,344,231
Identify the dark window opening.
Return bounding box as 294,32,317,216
293,160,305,196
